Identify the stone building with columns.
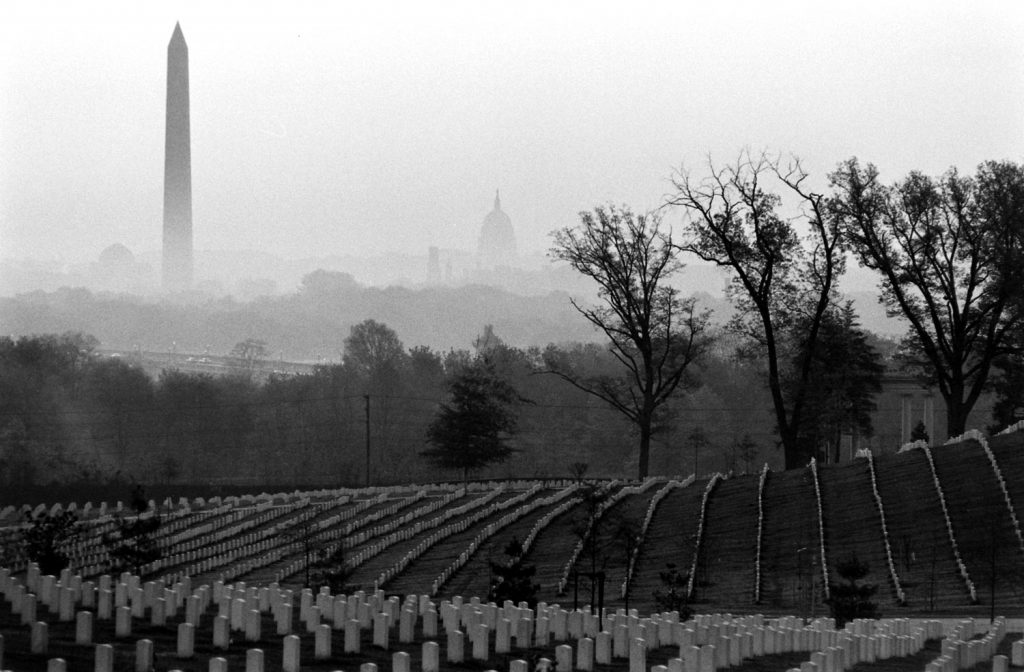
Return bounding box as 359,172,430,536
838,371,996,461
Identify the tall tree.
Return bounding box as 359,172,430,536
667,152,845,469
829,159,1024,437
421,360,522,480
548,205,710,479
344,320,409,480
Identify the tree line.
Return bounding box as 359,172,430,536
0,322,803,500
548,153,1024,472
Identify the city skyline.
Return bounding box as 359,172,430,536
2,2,1023,278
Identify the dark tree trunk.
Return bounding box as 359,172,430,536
638,414,652,479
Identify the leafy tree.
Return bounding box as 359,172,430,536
988,297,1024,431
829,159,1024,438
548,205,710,479
422,360,522,480
668,152,846,469
792,303,883,462
230,338,269,373
22,510,78,575
825,555,879,627
343,319,407,380
344,320,409,480
103,486,162,576
488,537,539,608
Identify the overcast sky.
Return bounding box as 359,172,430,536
2,1,1023,268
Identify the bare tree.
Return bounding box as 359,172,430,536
828,159,1024,437
548,205,710,479
666,151,845,469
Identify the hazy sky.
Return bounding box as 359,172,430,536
2,1,1023,267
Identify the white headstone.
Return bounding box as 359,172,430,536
316,623,332,659
448,630,465,663
282,634,301,672
177,623,195,658
95,644,114,672
135,639,153,672
422,640,440,672
76,611,93,645
246,648,265,672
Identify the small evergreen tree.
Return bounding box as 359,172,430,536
653,562,692,619
489,536,540,610
910,420,929,444
22,510,78,575
422,360,522,480
488,537,539,608
103,485,162,576
310,541,353,594
825,555,879,627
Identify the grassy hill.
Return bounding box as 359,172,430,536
2,431,1022,619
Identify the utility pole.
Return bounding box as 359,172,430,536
364,394,371,487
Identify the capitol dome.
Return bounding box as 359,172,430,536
477,190,517,269
98,243,135,268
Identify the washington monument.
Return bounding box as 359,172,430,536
163,22,193,290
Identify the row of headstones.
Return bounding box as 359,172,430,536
523,483,584,537
2,479,581,530
556,481,626,593
776,618,941,672
6,561,978,672
5,562,831,667
12,635,613,672
557,476,667,598
45,501,245,579
4,580,985,672
924,617,1019,672
274,488,471,584
360,485,534,589
6,614,969,672
620,477,694,600
0,480,470,526
161,495,376,584
430,482,591,597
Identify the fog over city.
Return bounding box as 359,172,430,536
4,4,1024,630
3,2,1021,258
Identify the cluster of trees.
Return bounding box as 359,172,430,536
544,153,1023,473
0,326,780,496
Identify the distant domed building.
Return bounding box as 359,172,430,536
98,243,136,268
477,190,517,269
